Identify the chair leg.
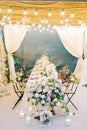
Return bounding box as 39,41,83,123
12,93,24,109
66,94,78,110
69,100,78,110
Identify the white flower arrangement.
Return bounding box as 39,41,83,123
27,55,67,112
40,110,53,124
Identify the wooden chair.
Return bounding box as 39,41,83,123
64,83,78,110
12,81,25,109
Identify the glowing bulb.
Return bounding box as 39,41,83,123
71,12,74,18
41,19,44,23
0,8,2,12
24,8,27,15
45,19,48,24
3,16,6,19
65,17,68,22
48,10,52,17
26,18,29,22
60,20,63,24
32,23,35,26
48,24,51,27
78,19,82,24
34,9,38,16
8,6,12,13
61,8,65,16
7,16,10,20
9,21,12,24
38,24,41,29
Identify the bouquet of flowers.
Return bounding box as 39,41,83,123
27,55,67,113
40,110,53,124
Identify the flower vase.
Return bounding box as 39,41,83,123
40,120,52,127
39,110,53,127
41,105,48,111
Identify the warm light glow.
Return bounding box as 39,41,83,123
41,19,44,23
16,21,19,25
78,19,82,24
9,21,12,24
71,12,74,18
8,6,12,13
38,24,41,29
48,10,52,17
7,16,10,20
3,16,6,19
48,24,51,27
32,23,35,26
60,20,63,24
65,17,68,22
2,18,5,22
22,18,25,22
0,8,2,12
45,19,48,24
24,8,27,15
61,8,65,16
34,8,38,16
26,18,29,22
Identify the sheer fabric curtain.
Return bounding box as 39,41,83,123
56,27,84,78
80,28,87,85
4,25,28,80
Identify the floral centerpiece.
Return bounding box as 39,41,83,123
40,110,53,126
26,55,68,117
58,65,80,87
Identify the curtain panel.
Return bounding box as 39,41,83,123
56,27,85,78
4,25,28,80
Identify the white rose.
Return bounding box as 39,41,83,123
55,89,59,93
43,88,47,93
41,95,45,99
35,93,39,98
56,102,62,107
54,98,57,102
32,99,36,104
41,100,45,105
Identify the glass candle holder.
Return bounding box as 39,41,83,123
19,110,25,118
65,116,71,126
26,116,31,126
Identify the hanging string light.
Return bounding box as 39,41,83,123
60,20,63,24
65,16,68,22
48,10,52,17
34,8,38,16
7,16,10,20
78,19,82,24
23,8,27,15
0,8,2,12
61,8,65,16
8,6,12,13
70,12,74,18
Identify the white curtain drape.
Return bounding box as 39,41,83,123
56,27,84,78
4,25,28,80
80,28,87,85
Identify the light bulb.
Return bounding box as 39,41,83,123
8,6,12,13
24,8,27,15
71,12,74,18
48,10,52,17
34,8,38,16
61,8,65,16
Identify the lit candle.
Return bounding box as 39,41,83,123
26,116,31,126
69,111,73,116
65,117,71,126
19,110,25,118
28,107,32,116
